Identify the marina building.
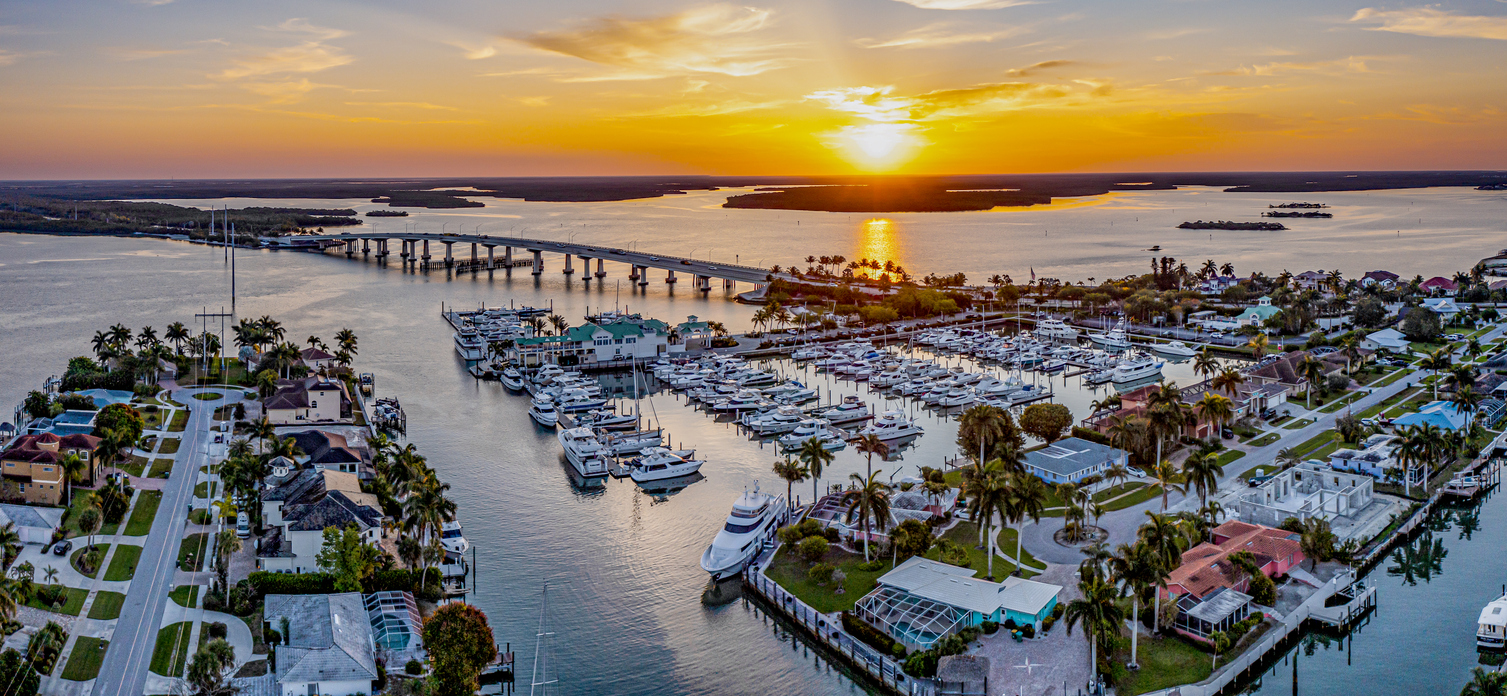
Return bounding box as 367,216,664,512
1234,296,1282,328
508,315,675,367
854,556,1061,650
1020,437,1128,484
1238,460,1375,528
264,593,382,696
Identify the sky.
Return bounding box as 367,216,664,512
2,0,1506,178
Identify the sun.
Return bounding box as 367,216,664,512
834,123,925,171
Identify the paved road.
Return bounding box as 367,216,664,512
93,388,233,696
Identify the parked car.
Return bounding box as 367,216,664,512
236,511,251,538
1446,333,1465,341
1248,475,1274,487
51,539,71,556
1221,427,1235,439
1261,408,1279,420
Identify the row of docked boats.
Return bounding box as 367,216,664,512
450,305,548,361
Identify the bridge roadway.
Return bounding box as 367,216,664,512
291,232,778,288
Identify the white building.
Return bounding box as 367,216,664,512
1360,328,1410,353
1021,437,1129,484
258,465,385,574
264,377,352,425
1421,297,1462,320
265,593,380,696
1238,460,1374,528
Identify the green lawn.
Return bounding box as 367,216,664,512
1241,464,1279,481
104,545,142,582
1357,387,1416,419
1117,636,1215,695
1353,368,1400,386
122,455,148,477
158,438,181,455
150,623,192,677
167,411,188,432
178,533,208,571
1289,431,1337,459
61,494,119,538
1283,418,1314,430
191,392,219,401
87,591,126,620
71,544,109,579
765,544,891,613
994,526,1045,577
193,481,215,499
60,637,108,681
1248,432,1280,447
125,491,162,536
1093,482,1146,502
1215,450,1247,466
169,585,200,609
26,586,88,616
148,458,174,478
1318,392,1364,413
1101,484,1166,512
1375,369,1412,387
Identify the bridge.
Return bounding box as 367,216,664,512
285,232,775,292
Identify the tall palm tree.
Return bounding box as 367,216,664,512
1451,385,1485,425
335,328,359,357
1151,460,1187,511
250,417,277,456
797,437,836,505
166,321,190,356
1138,511,1185,633
1420,348,1453,400
1063,571,1126,683
0,523,20,568
852,433,889,480
772,458,807,508
1193,393,1235,441
60,453,87,506
841,472,891,562
971,461,1013,579
1299,355,1326,409
1193,349,1220,387
1109,541,1159,668
1005,471,1048,570
1246,334,1270,361
1211,367,1246,398
1103,463,1131,494
957,404,1006,464
1181,451,1225,508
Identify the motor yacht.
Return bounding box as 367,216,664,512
558,427,610,468
532,365,566,384
576,410,638,431
1036,318,1080,341
746,405,807,435
712,390,766,413
555,388,611,413
439,520,469,555
1040,359,1067,373
1084,369,1115,385
860,410,924,440
600,429,664,456
454,331,487,361
1478,594,1507,649
528,398,559,427
937,388,975,408
700,484,788,580
779,428,846,451
1111,352,1165,383
775,387,819,405
1152,341,1201,358
630,447,704,483
895,378,932,397
500,367,526,391
818,395,871,425
1088,319,1132,352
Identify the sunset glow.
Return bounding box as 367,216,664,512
2,1,1507,178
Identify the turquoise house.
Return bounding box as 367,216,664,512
854,557,1061,649
1236,296,1282,328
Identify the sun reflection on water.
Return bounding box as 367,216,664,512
858,218,902,278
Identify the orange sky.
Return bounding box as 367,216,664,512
2,0,1506,178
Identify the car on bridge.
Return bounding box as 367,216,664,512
681,260,692,265
613,249,627,255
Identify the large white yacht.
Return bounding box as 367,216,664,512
556,427,609,479
700,484,788,580
1088,318,1132,352
818,395,871,425
528,398,559,427
439,520,469,555
500,367,526,391
860,410,924,440
1036,318,1080,341
1152,341,1200,358
1478,594,1507,648
1111,352,1165,383
454,330,487,361
629,447,704,483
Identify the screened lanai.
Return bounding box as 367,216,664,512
855,585,971,650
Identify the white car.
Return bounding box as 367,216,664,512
235,511,250,538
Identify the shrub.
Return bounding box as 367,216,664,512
857,559,886,572
405,659,423,675
808,562,836,585
1003,617,1017,630
903,650,939,678
1051,603,1065,618
777,526,805,545
1042,616,1057,632
821,527,840,542
797,536,829,562
842,612,902,657
207,622,228,639
1021,623,1035,639
1071,427,1111,445
980,621,999,634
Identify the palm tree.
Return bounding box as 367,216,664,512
841,471,891,562
1138,511,1185,633
1451,385,1485,424
1063,571,1126,683
1299,355,1326,409
772,458,807,508
251,417,277,455
1420,348,1453,400
1193,349,1220,387
1460,666,1507,696
335,328,359,357
166,322,190,356
1103,463,1131,494
0,523,19,568
1109,541,1159,668
852,433,889,480
60,453,87,506
1211,367,1246,398
547,314,569,336
1246,334,1270,361
971,461,1013,579
1150,460,1186,511
91,331,112,363
1181,451,1225,508
957,404,1006,464
797,437,835,505
214,529,242,585
1193,393,1235,441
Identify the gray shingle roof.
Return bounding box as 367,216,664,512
1023,437,1126,478
266,593,378,684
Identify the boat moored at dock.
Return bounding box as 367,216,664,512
700,484,788,580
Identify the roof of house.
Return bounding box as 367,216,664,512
0,432,101,465
874,556,1061,616
1422,297,1461,313
1023,438,1126,477
0,504,62,531
283,489,382,532
266,593,379,685
998,576,1063,616
1393,400,1469,431
1365,328,1408,346
300,347,336,362
1420,276,1458,291
1186,586,1254,624
1247,351,1313,386
1239,304,1282,320
286,431,366,469
1363,270,1399,282
265,377,349,411
1168,521,1302,599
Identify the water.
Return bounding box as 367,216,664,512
1240,490,1507,696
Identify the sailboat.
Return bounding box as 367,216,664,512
531,586,557,696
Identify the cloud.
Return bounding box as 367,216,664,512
264,18,350,42
805,81,1073,124
1145,27,1208,40
1006,59,1076,76
1204,56,1381,76
344,101,459,111
1351,7,1507,40
106,46,191,60
446,41,498,60
217,42,352,79
513,4,792,78
239,78,336,103
856,22,1027,48
519,96,551,107
891,0,1037,9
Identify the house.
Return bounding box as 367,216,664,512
1197,275,1240,295
805,486,959,544
675,315,714,348
508,315,674,367
1419,277,1458,295
1235,296,1283,328
29,410,98,437
0,432,102,505
1238,460,1374,529
1083,381,1282,440
0,504,64,544
1021,437,1128,484
264,593,380,696
1328,434,1421,486
264,377,352,425
1360,328,1410,352
1245,350,1321,395
284,430,370,479
1361,271,1399,289
854,557,1061,649
1393,400,1470,432
258,464,384,574
1164,521,1304,640
1421,297,1462,320
1293,271,1328,292
299,347,338,372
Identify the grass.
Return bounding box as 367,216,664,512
1357,387,1416,419
1241,464,1278,481
148,458,174,478
1248,432,1281,447
1102,484,1166,512
104,544,142,581
191,392,220,401
60,637,108,681
1215,450,1247,466
1375,369,1412,388
766,544,891,613
71,544,109,579
1117,636,1215,695
194,481,215,499
1353,368,1400,386
189,508,212,525
26,586,88,616
1093,481,1146,502
125,491,162,536
168,411,188,432
179,533,209,571
1283,418,1314,430
122,455,148,477
150,623,192,678
61,494,119,538
994,526,1044,577
169,585,200,609
158,438,181,455
1289,431,1337,459
87,591,126,620
1318,392,1364,413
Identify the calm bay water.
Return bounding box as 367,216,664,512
3,184,1506,694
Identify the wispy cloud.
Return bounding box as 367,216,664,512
240,78,337,103
133,0,177,6
446,40,498,60
344,101,459,111
806,81,1072,124
1351,7,1507,40
218,42,352,79
212,19,353,104
1204,55,1382,76
890,0,1037,9
1006,59,1076,76
1145,27,1208,40
0,49,20,66
262,18,350,42
856,22,1027,48
106,46,191,60
513,4,793,78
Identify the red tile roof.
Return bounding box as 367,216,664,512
1167,521,1303,599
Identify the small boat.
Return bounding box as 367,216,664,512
630,447,704,483
439,520,469,555
778,428,846,451
1040,359,1067,373
500,367,526,391
1084,369,1115,385
860,410,923,441
746,405,807,435
576,410,638,431
936,388,975,408
1479,594,1507,649
528,398,559,427
1152,341,1200,358
700,483,788,580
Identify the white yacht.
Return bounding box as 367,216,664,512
1088,319,1132,352
1111,352,1165,383
630,447,704,483
558,427,609,468
1036,318,1080,340
937,387,975,408
600,429,664,456
860,410,924,440
1479,594,1507,649
712,390,766,413
700,484,788,580
818,395,871,425
528,398,559,427
439,520,469,555
500,367,526,391
454,331,486,361
747,405,807,435
1152,341,1200,358
779,428,846,451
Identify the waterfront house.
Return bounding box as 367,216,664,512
805,486,958,545
258,464,384,574
1420,297,1462,321
1294,271,1328,292
1163,521,1303,639
1235,296,1282,328
1419,277,1458,295
0,431,102,505
1392,400,1469,432
264,377,352,425
283,430,371,480
1021,437,1128,484
1360,328,1409,353
1082,381,1281,440
508,315,674,367
1361,271,1399,289
1238,460,1374,529
264,593,380,696
675,315,714,348
1196,275,1240,295
1245,350,1325,397
298,347,338,372
854,557,1062,650
25,410,98,437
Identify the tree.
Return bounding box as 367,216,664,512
94,403,145,445
1006,470,1047,570
841,471,891,562
1109,541,1159,668
213,529,242,591
187,638,239,696
890,519,933,559
1193,393,1235,440
60,453,88,505
21,392,51,422
1138,511,1186,633
969,461,1012,579
852,433,889,481
1181,451,1225,508
772,458,808,508
0,649,39,696
1460,666,1507,696
422,603,497,696
1063,571,1125,682
1019,403,1073,443
1299,356,1326,408
1298,517,1338,570
1246,334,1270,360
797,437,835,505
1401,309,1442,342
956,404,1022,463
1211,368,1246,398
1193,349,1220,387
78,505,103,551
315,524,378,592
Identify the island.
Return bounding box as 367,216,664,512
722,186,1051,212
1263,211,1332,218
364,210,410,217
1178,220,1287,230
1269,202,1328,208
